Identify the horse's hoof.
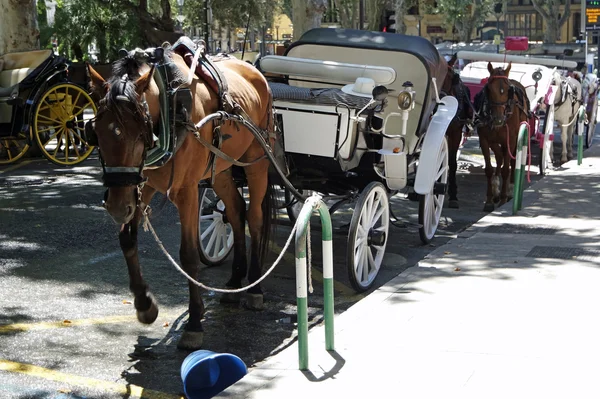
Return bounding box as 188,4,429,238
492,196,500,204
244,293,264,310
135,294,159,324
177,330,204,350
448,200,459,209
483,203,495,212
220,292,241,304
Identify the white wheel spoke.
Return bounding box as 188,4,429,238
201,220,218,241
205,225,219,253
200,213,217,221
212,225,223,257
372,206,385,226
367,248,376,274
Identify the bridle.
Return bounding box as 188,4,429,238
442,65,473,122
485,74,516,125
84,73,155,191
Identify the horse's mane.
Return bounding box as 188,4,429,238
103,46,186,129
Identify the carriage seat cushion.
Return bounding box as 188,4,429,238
269,82,370,109
0,49,52,89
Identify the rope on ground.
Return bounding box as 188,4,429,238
142,194,320,294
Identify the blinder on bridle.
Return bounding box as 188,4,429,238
84,72,156,189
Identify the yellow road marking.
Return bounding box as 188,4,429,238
0,359,183,399
0,314,177,334
0,159,38,174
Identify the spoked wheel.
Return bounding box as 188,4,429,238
346,182,389,292
585,97,597,149
539,106,554,176
33,83,97,166
419,137,449,244
0,133,30,165
198,188,236,266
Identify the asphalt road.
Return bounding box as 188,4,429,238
0,130,587,399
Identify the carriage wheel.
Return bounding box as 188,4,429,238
0,132,30,165
585,98,598,149
346,182,389,292
198,188,237,266
419,137,449,244
33,83,97,166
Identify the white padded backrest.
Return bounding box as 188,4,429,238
285,45,430,153
261,55,396,85
0,69,35,88
0,49,52,70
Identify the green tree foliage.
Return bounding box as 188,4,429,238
429,0,495,43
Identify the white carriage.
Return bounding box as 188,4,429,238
198,29,457,291
261,29,457,291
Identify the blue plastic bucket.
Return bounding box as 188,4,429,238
180,350,247,399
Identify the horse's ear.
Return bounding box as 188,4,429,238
487,62,494,75
505,62,512,75
449,53,457,67
86,62,108,95
134,65,155,97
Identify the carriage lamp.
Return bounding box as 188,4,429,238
532,69,543,82
397,91,413,111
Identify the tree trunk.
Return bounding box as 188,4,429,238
366,0,386,31
532,0,571,44
293,0,327,41
393,0,407,34
0,0,39,54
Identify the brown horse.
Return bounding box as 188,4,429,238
85,47,276,350
440,54,473,209
474,62,530,211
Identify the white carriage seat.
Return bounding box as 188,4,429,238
269,82,370,109
261,55,396,86
0,50,53,92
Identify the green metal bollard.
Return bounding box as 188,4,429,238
512,123,529,215
294,194,335,370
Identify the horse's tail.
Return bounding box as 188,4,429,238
259,177,278,266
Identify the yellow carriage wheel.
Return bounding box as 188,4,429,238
0,132,30,165
33,83,97,166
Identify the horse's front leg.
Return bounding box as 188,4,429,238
490,141,503,203
119,185,159,324
211,169,248,304
479,135,495,212
170,185,205,350
498,145,511,205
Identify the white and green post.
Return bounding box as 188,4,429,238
512,122,529,215
295,194,335,370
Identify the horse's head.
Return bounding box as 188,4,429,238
486,61,513,126
85,60,160,224
441,54,460,96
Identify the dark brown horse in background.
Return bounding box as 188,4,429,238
474,62,530,211
440,54,473,209
85,47,276,350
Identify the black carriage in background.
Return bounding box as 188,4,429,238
0,49,97,165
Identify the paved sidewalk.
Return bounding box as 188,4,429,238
217,143,600,399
